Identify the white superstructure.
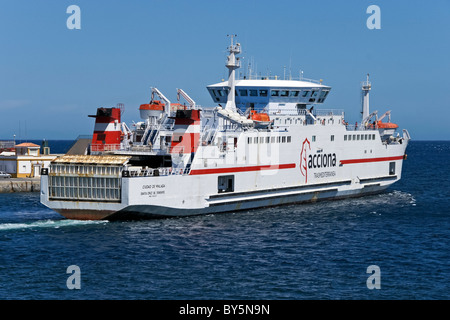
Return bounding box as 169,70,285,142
40,38,410,220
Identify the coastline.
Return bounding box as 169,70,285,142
0,178,40,193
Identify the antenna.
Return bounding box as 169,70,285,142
227,34,237,46
289,52,292,80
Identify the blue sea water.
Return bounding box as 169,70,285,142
0,140,448,300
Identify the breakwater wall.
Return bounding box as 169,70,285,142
0,179,40,193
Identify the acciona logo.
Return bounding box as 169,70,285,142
308,152,337,169
300,137,337,183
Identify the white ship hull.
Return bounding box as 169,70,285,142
40,127,408,220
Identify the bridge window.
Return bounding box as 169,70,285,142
280,90,289,97
317,90,329,103
289,90,300,97
271,90,279,96
249,90,258,96
259,90,268,97
287,136,291,143
302,91,310,97
239,89,248,96
218,89,228,97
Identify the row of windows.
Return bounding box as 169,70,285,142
247,136,292,144
344,134,376,141
243,133,376,145
312,134,375,143
211,88,329,101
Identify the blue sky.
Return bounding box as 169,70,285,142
0,0,449,140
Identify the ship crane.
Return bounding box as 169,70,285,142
378,110,392,123
151,87,171,115
363,110,378,128
177,88,196,109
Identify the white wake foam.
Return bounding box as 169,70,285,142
0,219,108,231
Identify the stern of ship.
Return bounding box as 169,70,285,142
40,155,131,220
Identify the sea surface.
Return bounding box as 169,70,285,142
0,140,448,300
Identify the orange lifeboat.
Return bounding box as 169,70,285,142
251,111,270,122
376,120,398,129
249,110,272,128
249,110,270,122
139,100,165,119
139,100,165,111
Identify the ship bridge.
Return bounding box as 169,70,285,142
207,78,331,115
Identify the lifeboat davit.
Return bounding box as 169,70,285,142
376,121,398,129
139,100,165,119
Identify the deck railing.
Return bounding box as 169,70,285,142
126,166,189,177
90,144,121,152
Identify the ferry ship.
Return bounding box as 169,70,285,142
40,37,410,220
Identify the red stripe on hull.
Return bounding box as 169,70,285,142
340,155,404,165
190,163,296,175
